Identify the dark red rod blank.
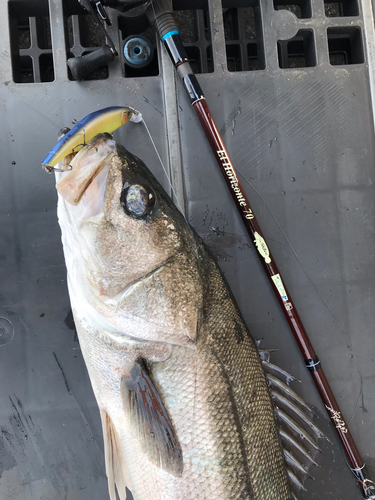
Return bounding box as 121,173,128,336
193,98,373,497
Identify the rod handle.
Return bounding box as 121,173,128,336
67,45,114,80
146,0,178,39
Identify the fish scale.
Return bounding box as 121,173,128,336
200,262,290,499
74,261,290,499
54,133,322,500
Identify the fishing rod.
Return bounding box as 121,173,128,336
142,1,375,497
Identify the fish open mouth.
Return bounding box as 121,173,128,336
56,134,116,218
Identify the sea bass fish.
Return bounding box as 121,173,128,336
54,133,320,500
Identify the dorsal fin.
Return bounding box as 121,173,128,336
287,467,307,495
271,392,325,442
262,360,299,385
280,429,319,467
261,357,326,496
276,408,320,452
266,374,314,416
121,360,183,477
284,449,311,478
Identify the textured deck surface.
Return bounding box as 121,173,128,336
1,1,375,498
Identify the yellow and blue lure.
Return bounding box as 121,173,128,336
42,106,142,172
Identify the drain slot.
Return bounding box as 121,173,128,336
328,27,364,65
222,1,265,72
273,1,312,19
9,1,54,83
278,30,316,69
324,1,359,17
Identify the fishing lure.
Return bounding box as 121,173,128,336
42,106,142,172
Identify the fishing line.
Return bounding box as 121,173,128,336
141,117,186,218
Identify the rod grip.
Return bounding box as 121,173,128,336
67,45,114,81
146,0,178,39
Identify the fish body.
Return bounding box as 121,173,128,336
55,133,307,500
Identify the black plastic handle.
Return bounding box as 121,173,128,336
67,45,115,80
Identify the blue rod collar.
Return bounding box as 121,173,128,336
161,30,180,43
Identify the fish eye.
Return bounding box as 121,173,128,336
121,184,155,218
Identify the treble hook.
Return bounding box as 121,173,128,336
43,163,73,174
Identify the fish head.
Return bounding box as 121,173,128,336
57,133,204,348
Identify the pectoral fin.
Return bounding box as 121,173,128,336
121,360,183,476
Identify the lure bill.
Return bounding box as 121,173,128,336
41,106,142,172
